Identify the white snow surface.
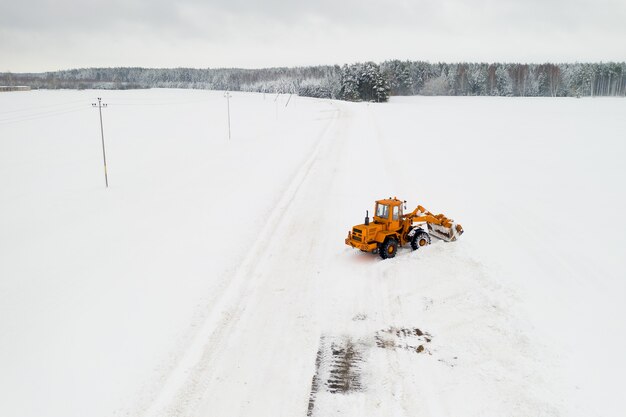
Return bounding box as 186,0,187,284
1,90,625,417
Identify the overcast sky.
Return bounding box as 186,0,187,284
1,0,625,72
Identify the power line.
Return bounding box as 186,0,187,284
104,95,214,101
105,98,212,106
0,99,88,116
0,105,88,125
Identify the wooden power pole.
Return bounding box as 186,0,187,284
92,97,109,188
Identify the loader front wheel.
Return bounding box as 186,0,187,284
411,232,431,250
379,238,398,260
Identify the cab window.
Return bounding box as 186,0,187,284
376,203,389,219
393,206,399,221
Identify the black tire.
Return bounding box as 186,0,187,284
379,238,398,259
411,231,431,250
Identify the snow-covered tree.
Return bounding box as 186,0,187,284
494,65,513,96
339,62,390,102
339,64,361,101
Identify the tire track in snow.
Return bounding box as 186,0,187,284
139,103,341,417
307,336,366,416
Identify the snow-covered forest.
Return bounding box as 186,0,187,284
1,61,624,101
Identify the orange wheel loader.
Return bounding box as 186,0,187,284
345,197,463,259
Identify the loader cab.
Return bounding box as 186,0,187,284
374,198,403,229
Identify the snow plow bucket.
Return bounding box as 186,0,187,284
427,222,464,242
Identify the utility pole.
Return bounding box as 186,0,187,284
274,93,280,119
224,91,232,140
92,97,108,188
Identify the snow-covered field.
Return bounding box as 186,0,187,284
1,90,625,417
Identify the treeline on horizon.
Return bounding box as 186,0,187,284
1,61,625,102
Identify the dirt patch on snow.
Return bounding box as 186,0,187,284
374,326,433,354
351,313,368,321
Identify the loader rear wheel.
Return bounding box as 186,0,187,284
379,238,398,259
411,232,431,251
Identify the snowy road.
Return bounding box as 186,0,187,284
1,91,625,417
